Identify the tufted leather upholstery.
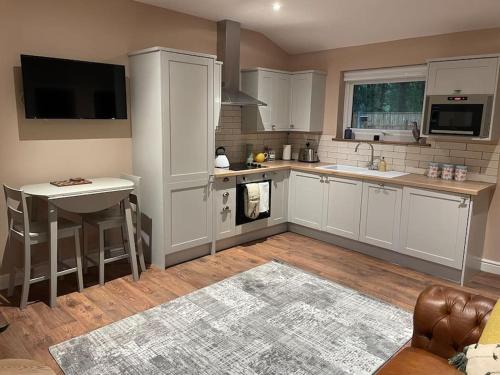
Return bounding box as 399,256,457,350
377,285,496,375
411,285,496,359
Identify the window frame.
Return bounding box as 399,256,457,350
343,65,428,139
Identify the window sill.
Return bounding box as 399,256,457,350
331,138,431,147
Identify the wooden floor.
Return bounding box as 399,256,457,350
1,232,499,374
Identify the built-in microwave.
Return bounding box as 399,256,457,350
422,94,493,137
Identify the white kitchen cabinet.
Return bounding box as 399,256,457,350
241,68,326,132
360,182,402,251
241,69,290,131
426,57,499,95
400,187,470,269
288,171,324,230
322,176,362,240
130,47,216,268
270,170,289,225
215,177,236,240
290,72,326,132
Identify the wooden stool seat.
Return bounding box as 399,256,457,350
0,359,56,375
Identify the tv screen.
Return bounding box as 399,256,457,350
21,54,127,119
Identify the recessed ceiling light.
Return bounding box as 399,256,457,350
272,2,281,11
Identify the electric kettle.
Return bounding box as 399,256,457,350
215,146,230,168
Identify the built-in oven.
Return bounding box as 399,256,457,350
423,94,493,137
236,173,271,225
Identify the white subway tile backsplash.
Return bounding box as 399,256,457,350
465,158,499,169
420,148,450,156
217,109,499,182
449,150,483,159
435,142,467,150
467,143,500,153
482,167,499,176
482,152,500,161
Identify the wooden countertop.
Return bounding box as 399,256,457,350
214,160,495,196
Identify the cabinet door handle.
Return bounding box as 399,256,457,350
290,124,295,129
222,192,229,197
378,183,385,188
460,197,468,207
272,124,276,130
222,206,230,212
223,177,229,182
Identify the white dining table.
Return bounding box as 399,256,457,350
21,177,139,307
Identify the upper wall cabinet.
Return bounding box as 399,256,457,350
241,68,326,133
426,57,499,95
290,73,326,132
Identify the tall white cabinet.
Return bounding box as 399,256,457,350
129,47,216,269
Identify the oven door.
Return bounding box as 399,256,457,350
236,179,272,225
424,94,493,137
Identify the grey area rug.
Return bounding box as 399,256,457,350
50,261,412,375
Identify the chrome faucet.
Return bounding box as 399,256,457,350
355,142,377,170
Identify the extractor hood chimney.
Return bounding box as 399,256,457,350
217,20,266,106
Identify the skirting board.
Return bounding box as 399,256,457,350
289,223,464,284
480,258,500,275
1,227,499,291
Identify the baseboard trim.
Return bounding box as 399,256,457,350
480,258,500,275
216,223,288,252
2,229,499,290
289,223,463,284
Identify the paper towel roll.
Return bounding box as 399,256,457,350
282,145,291,160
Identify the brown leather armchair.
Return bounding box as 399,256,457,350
378,285,496,375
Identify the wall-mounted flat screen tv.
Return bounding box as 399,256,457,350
21,54,127,119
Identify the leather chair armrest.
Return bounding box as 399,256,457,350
411,285,496,359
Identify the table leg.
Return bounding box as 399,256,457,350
48,202,58,308
124,198,139,281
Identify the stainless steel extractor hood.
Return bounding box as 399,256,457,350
217,20,266,106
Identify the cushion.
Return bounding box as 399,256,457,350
465,343,500,375
479,300,500,344
377,347,461,375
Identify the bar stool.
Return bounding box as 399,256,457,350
82,174,146,285
3,185,83,309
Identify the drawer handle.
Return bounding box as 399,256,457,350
272,124,276,130
222,206,230,212
223,177,229,182
222,192,229,197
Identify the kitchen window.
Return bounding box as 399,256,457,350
343,65,427,140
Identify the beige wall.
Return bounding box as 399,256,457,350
0,0,289,276
288,28,500,263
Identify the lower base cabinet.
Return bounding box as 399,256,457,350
288,171,472,270
215,177,236,240
359,183,402,251
322,176,362,240
400,187,470,269
270,170,289,225
221,169,474,274
166,179,213,254
288,171,324,230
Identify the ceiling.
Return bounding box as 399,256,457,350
136,0,500,54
